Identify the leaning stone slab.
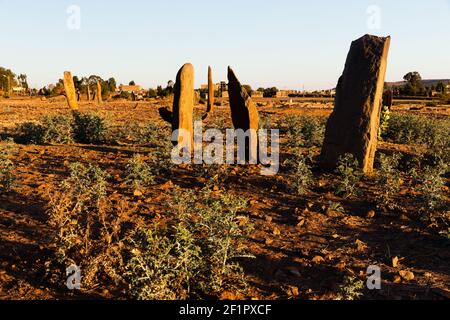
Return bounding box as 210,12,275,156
63,71,79,110
228,66,260,161
320,34,391,174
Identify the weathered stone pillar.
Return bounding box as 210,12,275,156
228,66,259,162
63,71,79,110
6,76,11,97
96,80,102,104
208,66,215,111
87,85,91,101
172,63,195,151
320,34,391,174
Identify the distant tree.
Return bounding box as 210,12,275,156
129,80,136,86
257,87,265,92
243,85,253,95
436,82,445,93
165,80,174,95
403,72,422,84
263,87,278,98
402,72,425,96
147,88,157,98
73,76,83,91
107,78,117,92
157,85,166,97
0,67,17,92
18,74,28,89
51,79,65,96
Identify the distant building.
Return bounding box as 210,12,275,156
251,91,264,98
119,85,143,93
276,90,298,98
12,86,27,95
200,83,221,91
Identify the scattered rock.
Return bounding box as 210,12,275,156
392,256,399,268
312,256,325,264
366,210,376,219
399,270,415,281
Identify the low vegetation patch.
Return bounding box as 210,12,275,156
47,163,133,289
286,116,325,148
334,154,363,198
72,111,108,144
124,154,156,191
0,139,15,193
125,187,252,300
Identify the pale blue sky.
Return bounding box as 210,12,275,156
0,0,449,90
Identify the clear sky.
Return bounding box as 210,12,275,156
0,0,449,90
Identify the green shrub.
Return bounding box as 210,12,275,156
383,114,426,145
119,91,131,100
0,140,15,193
286,116,325,148
336,276,364,300
300,116,325,148
259,114,272,130
72,111,108,144
16,122,45,144
124,154,156,191
125,187,252,300
47,162,131,288
16,114,74,145
41,114,74,144
383,114,449,152
376,153,401,209
417,160,448,214
334,154,362,198
284,151,314,195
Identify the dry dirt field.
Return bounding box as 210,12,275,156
0,97,449,300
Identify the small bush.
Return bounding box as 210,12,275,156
152,138,175,175
383,114,425,145
119,91,130,100
124,154,156,191
286,116,325,148
376,153,401,209
285,151,314,195
383,114,449,154
336,276,364,300
16,122,45,144
41,114,74,144
334,154,362,198
0,139,15,193
259,114,272,130
72,111,108,144
416,160,448,214
16,114,74,145
47,163,131,288
125,187,252,300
